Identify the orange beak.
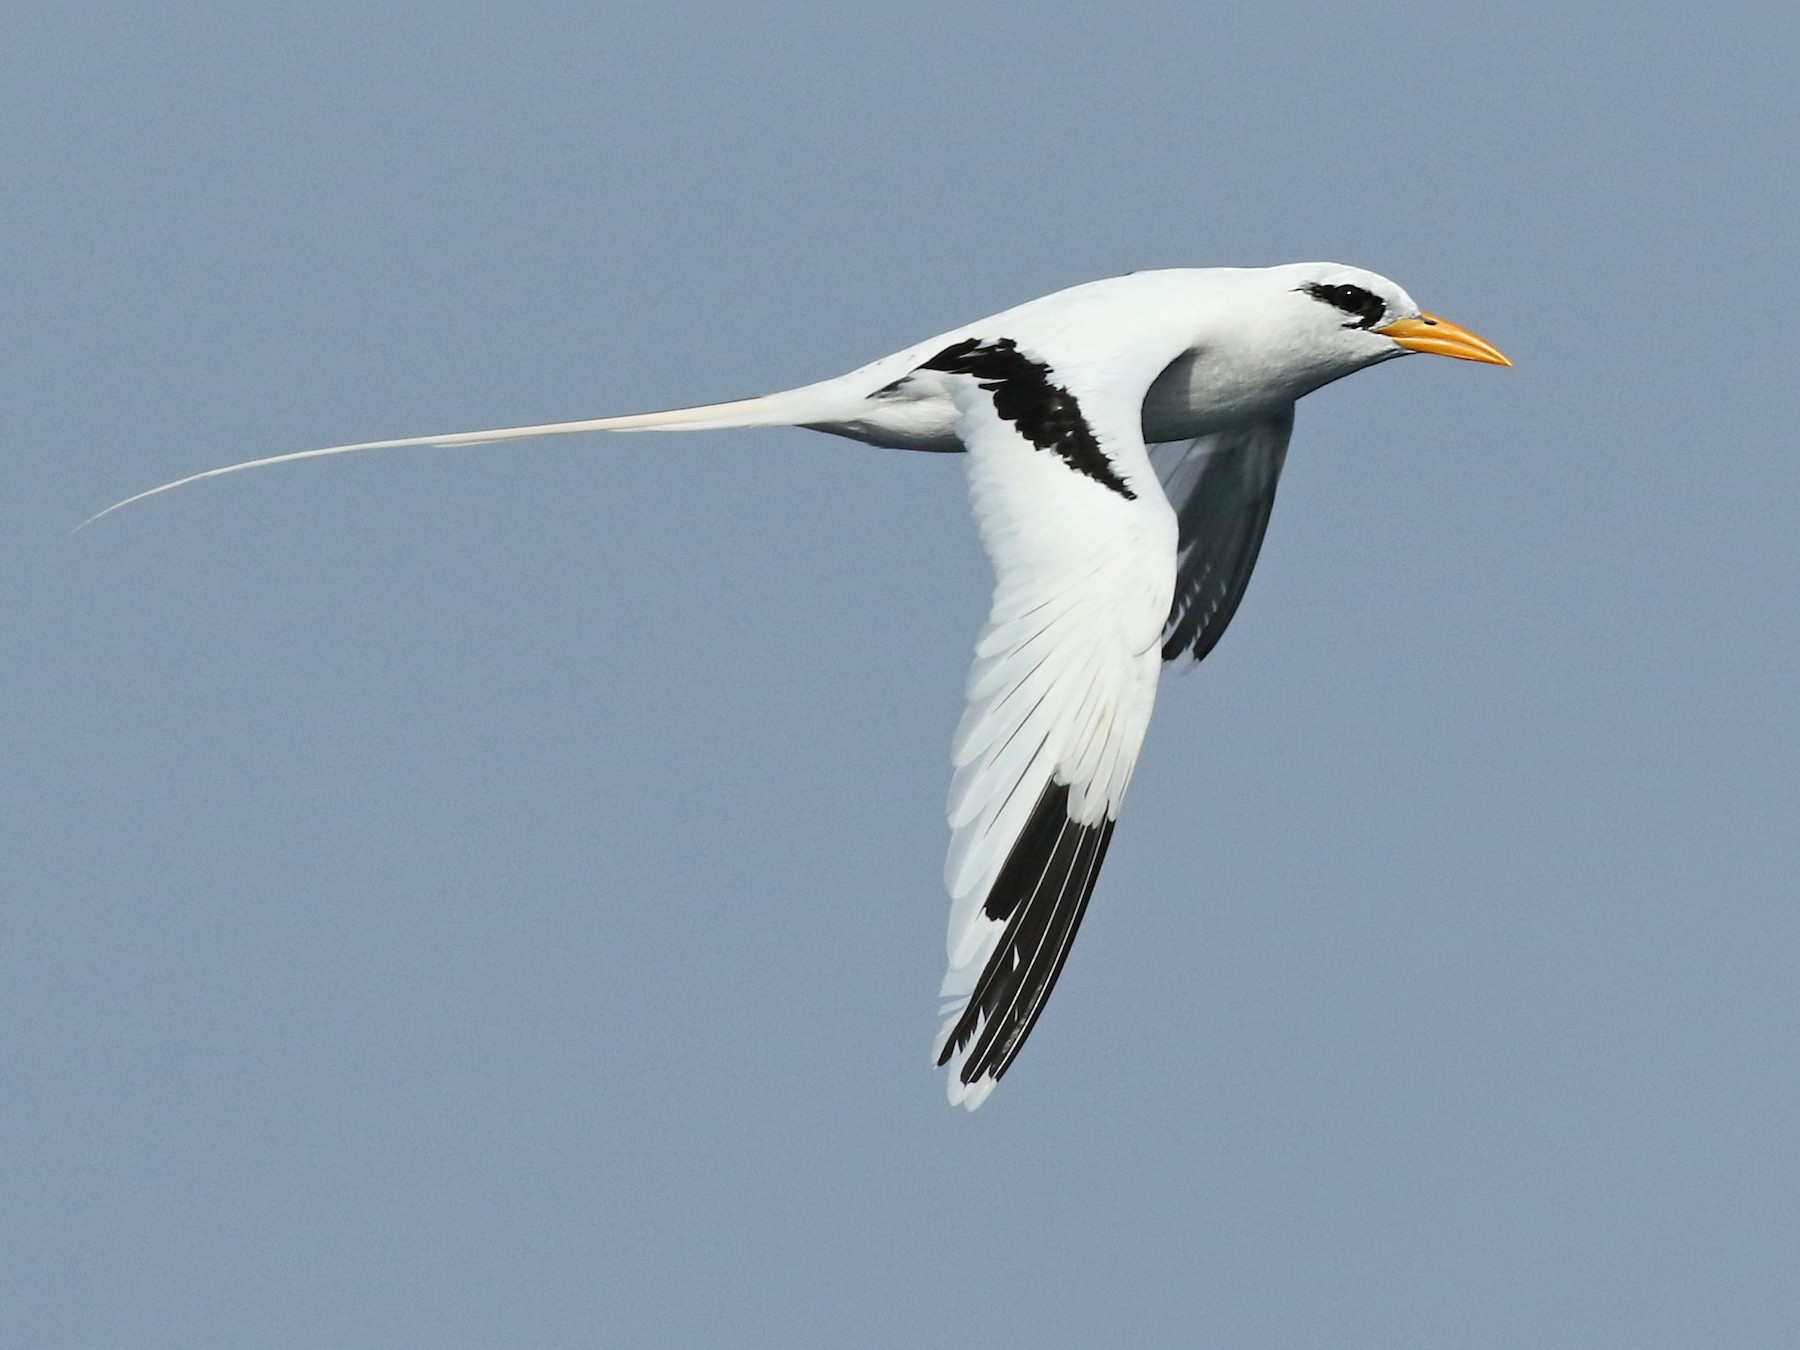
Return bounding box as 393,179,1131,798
1378,314,1512,366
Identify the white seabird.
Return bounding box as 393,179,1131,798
91,263,1510,1109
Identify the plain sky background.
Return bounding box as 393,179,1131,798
5,4,1799,1346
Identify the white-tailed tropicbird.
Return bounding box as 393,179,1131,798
91,264,1509,1109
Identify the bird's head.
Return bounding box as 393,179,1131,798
1274,262,1511,378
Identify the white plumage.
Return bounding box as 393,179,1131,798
90,263,1509,1109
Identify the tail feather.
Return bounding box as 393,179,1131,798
79,381,843,529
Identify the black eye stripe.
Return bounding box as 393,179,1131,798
1300,282,1387,330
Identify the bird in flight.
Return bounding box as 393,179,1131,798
93,263,1509,1109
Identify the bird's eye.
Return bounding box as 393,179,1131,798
1300,282,1387,330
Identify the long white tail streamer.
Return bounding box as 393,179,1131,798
78,388,832,531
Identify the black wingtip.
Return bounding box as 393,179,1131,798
937,780,1117,1086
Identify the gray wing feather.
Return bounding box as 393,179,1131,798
1150,406,1295,664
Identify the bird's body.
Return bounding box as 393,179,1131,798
93,263,1508,1110
553,267,1417,453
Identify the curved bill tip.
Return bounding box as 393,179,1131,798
1378,313,1512,366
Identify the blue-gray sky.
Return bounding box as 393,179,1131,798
6,5,1799,1346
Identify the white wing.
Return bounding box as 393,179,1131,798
1150,407,1294,663
918,336,1179,1109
